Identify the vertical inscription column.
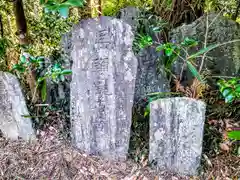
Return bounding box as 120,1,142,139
70,17,138,160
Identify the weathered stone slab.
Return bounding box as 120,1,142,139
117,7,140,33
170,13,240,85
149,97,206,175
118,7,170,103
134,47,169,102
0,71,35,140
70,16,138,160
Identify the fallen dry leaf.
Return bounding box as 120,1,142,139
220,142,230,152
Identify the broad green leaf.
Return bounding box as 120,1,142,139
44,7,50,13
37,76,46,83
225,93,234,103
222,88,232,97
152,27,161,32
181,37,198,47
138,35,152,49
36,56,45,62
165,48,173,56
156,44,165,52
227,130,240,140
12,64,25,73
12,64,20,70
228,78,237,85
219,84,228,94
147,36,152,43
61,69,72,75
44,0,56,6
144,110,149,117
152,95,162,101
51,73,58,80
20,55,26,64
40,0,45,5
60,74,65,82
144,103,150,117
41,79,47,102
147,92,167,97
59,6,69,18
187,44,218,60
217,79,225,86
62,0,84,7
44,4,59,11
148,97,153,102
53,63,61,70
235,84,240,93
186,60,203,82
38,61,44,69
29,56,37,63
165,53,178,69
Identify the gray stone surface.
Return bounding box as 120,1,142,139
118,7,170,103
117,7,140,33
61,32,73,73
170,13,240,85
0,71,35,140
149,97,206,175
70,16,138,160
134,47,169,102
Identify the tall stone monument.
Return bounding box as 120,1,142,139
70,16,138,160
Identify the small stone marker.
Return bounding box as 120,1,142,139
149,97,206,175
70,17,138,160
0,71,35,140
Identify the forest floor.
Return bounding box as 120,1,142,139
0,86,239,179
0,124,239,180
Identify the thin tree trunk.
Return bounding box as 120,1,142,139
233,0,240,21
13,0,28,45
0,14,3,37
13,0,39,102
98,0,102,16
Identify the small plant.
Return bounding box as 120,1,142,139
133,34,153,52
12,54,45,73
133,12,168,53
12,54,72,102
217,77,240,142
138,35,225,118
217,77,240,103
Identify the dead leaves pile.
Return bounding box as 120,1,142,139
0,126,188,180
0,124,239,179
207,118,240,153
